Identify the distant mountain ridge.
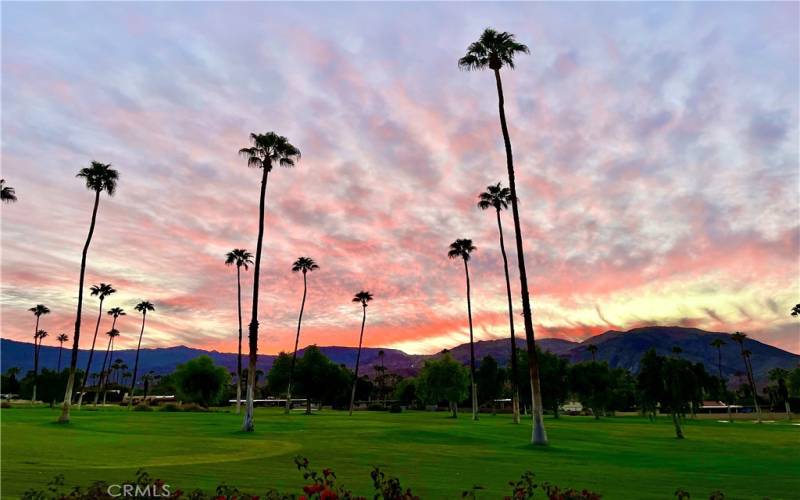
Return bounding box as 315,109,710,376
2,326,797,384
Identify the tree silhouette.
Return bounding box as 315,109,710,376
586,344,598,362
478,182,520,424
286,257,319,414
1,179,17,203
128,300,155,408
238,132,301,432
28,304,50,402
710,338,731,421
448,238,479,421
349,290,374,416
77,283,116,407
731,332,761,423
96,328,120,406
56,333,69,372
59,161,119,424
459,28,547,444
225,248,253,415
32,329,48,402
792,304,800,317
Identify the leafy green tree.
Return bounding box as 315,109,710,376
477,183,520,424
448,238,479,421
349,290,374,416
568,361,611,419
768,368,792,419
128,300,155,408
476,355,504,407
287,257,319,414
173,356,231,407
416,354,470,418
266,352,293,397
536,350,570,417
77,283,116,407
637,349,664,420
788,366,800,397
225,248,253,415
394,377,417,407
459,28,547,445
296,346,348,414
60,161,119,424
1,367,21,394
607,367,637,414
239,132,301,432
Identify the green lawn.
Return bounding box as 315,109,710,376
1,407,798,499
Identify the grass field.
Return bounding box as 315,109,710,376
1,407,798,499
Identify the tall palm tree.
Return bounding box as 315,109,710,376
1,179,17,203
56,334,69,371
128,300,155,408
710,338,731,422
32,330,48,402
225,248,254,415
349,290,374,416
286,256,319,414
587,344,598,362
448,238,479,421
477,182,520,424
28,305,50,402
96,328,120,406
238,132,301,432
460,28,547,444
59,161,119,423
77,283,116,407
731,332,761,423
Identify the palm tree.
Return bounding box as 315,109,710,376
238,132,301,432
77,283,116,407
477,182,520,424
286,257,319,414
1,179,17,203
59,161,119,423
792,304,800,317
460,28,547,444
28,305,50,402
31,330,48,402
586,344,598,362
225,248,254,415
128,300,155,408
731,332,761,423
448,238,479,421
349,290,374,416
56,334,69,371
710,338,731,422
110,359,123,385
96,328,120,406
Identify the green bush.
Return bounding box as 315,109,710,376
367,403,387,411
181,402,209,412
389,403,403,413
133,402,152,412
160,403,182,412
173,356,230,407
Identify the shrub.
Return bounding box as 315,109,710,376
181,402,209,412
133,402,153,412
160,403,182,412
368,403,387,411
389,403,403,413
1,401,12,409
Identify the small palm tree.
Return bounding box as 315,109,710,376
286,257,319,414
1,179,17,203
96,328,120,406
77,283,116,407
31,330,48,402
56,334,69,371
239,132,301,432
59,161,119,424
225,248,253,414
731,332,761,423
28,305,50,402
587,344,598,362
710,338,731,421
792,304,800,317
477,182,520,424
349,290,374,416
128,301,155,408
448,238,479,421
460,28,547,445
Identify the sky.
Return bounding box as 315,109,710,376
1,2,798,356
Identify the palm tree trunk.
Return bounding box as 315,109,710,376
236,264,243,415
493,68,547,445
716,347,731,422
744,354,761,423
31,331,40,403
243,168,270,432
127,312,147,409
104,340,115,405
59,190,101,423
287,271,308,415
77,297,105,408
94,325,115,407
463,258,478,421
495,209,520,424
348,305,367,416
57,343,63,372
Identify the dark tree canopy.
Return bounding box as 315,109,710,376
173,356,230,407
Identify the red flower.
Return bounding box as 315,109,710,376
303,484,324,495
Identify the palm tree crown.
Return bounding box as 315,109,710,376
226,248,254,269
710,338,726,349
448,239,477,262
458,28,530,71
477,183,513,211
107,328,120,339
108,307,126,319
1,179,17,203
238,132,301,172
29,304,51,317
90,283,116,300
292,257,319,274
135,301,155,314
57,333,69,343
353,291,374,307
35,330,48,342
731,331,747,345
791,304,800,317
77,161,119,195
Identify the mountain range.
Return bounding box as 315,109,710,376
2,326,797,384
